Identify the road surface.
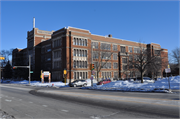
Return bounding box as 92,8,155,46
0,84,179,118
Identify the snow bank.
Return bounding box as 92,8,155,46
83,76,180,92
1,76,179,92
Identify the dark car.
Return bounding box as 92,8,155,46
97,79,111,85
69,80,87,87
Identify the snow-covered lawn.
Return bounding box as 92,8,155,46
1,76,179,93
83,76,180,93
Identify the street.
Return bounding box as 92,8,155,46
0,84,179,118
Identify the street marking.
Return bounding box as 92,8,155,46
61,110,69,112
19,99,22,101
42,105,48,107
5,99,12,102
29,102,33,103
0,97,1,98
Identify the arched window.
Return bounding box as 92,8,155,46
76,49,78,56
82,39,84,46
85,39,87,46
79,61,81,68
85,61,87,68
82,61,84,68
82,50,84,57
79,50,81,57
76,38,79,45
73,38,76,45
74,49,76,56
74,60,76,68
79,39,82,45
85,50,87,57
77,61,79,68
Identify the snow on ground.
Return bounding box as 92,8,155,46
83,76,180,92
1,76,179,92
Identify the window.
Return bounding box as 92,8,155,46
92,42,98,49
46,54,51,61
134,48,140,53
114,72,118,79
155,50,160,55
79,61,81,68
129,55,133,61
85,39,87,46
122,58,127,63
102,72,111,78
73,38,76,45
113,45,117,51
101,43,111,50
79,50,81,57
93,52,99,59
113,63,118,69
82,61,84,68
82,39,84,46
134,55,138,61
76,38,78,45
53,38,61,48
79,38,81,45
129,47,132,53
77,61,79,68
74,72,76,79
54,61,61,69
85,50,87,57
54,50,61,59
46,45,51,52
120,46,126,53
113,53,117,60
41,47,45,54
74,49,76,56
82,50,84,57
85,61,87,68
80,39,82,46
123,65,127,70
74,61,76,68
101,62,111,69
102,52,111,59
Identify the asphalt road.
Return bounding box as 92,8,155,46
0,84,179,119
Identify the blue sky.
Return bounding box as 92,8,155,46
1,1,179,55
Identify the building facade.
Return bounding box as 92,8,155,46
12,26,168,82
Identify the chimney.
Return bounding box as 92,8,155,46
33,17,35,28
108,34,112,37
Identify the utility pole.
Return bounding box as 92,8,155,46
29,55,31,84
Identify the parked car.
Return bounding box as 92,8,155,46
97,79,111,85
69,80,87,87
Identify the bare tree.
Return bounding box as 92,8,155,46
169,47,180,76
0,49,13,67
92,43,114,82
128,43,166,83
171,47,180,66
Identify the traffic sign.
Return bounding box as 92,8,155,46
90,76,93,80
165,68,171,73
